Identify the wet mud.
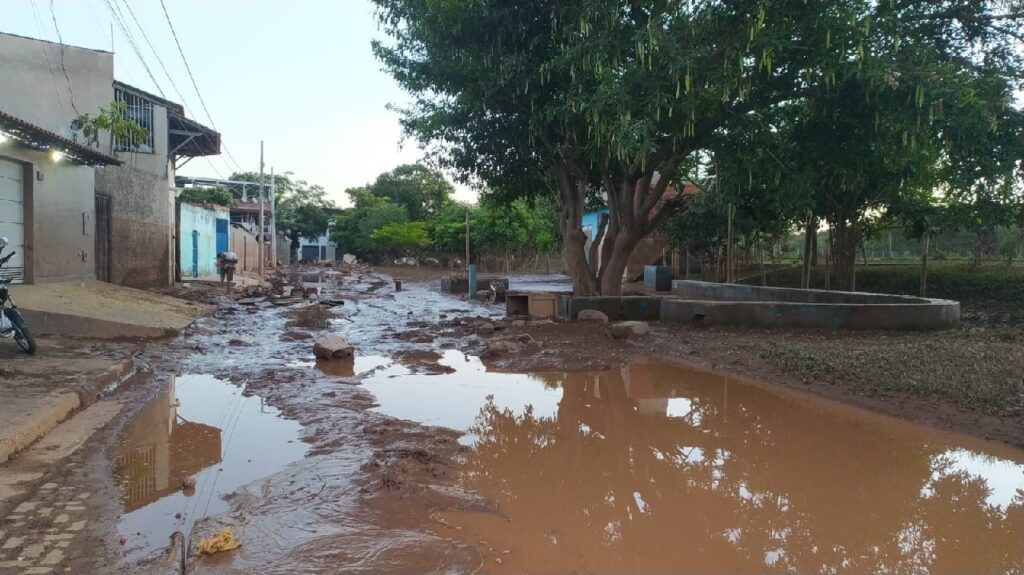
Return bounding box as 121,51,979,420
412,357,1024,574
11,268,1019,574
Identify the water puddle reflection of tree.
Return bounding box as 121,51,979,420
410,357,1024,574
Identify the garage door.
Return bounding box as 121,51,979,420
0,158,25,283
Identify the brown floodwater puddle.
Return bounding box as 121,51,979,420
365,352,1024,574
110,374,308,562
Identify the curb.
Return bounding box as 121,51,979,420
0,358,134,463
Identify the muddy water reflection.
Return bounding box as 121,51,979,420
111,374,307,561
369,354,1024,574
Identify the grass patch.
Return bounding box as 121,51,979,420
746,263,1023,304
286,304,332,329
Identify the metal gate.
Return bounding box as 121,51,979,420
301,245,319,261
0,158,25,283
95,194,111,282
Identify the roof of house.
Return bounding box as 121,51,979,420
0,108,122,166
113,80,184,114
0,31,112,55
114,81,220,158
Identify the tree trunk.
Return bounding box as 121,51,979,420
588,213,608,272
597,232,639,295
920,235,929,297
831,220,861,292
801,214,816,289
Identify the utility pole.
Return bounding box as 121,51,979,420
270,167,276,269
464,212,470,268
258,141,265,277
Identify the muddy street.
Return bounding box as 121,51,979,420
1,269,1023,574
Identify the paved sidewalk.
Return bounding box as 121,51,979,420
10,281,211,339
0,339,134,467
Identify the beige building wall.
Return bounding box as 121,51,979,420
0,148,97,283
0,33,113,148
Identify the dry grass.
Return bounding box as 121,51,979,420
286,304,332,329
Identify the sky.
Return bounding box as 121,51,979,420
0,0,474,206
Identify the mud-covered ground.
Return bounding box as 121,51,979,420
474,318,1024,448
1,267,1021,575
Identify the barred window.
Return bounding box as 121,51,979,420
114,88,155,153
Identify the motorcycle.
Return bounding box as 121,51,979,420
0,236,36,354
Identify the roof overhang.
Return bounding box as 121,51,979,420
0,108,122,166
169,112,221,159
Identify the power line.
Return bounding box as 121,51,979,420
26,0,68,118
117,0,189,106
47,0,79,115
102,0,165,97
157,0,244,173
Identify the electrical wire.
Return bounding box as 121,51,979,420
117,0,189,108
158,0,244,174
102,0,165,97
26,0,68,118
47,0,79,115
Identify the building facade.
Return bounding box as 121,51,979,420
177,202,229,279
0,32,220,287
0,33,120,284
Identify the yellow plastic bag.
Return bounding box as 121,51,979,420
195,528,242,556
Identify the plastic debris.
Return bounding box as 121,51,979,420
195,528,242,556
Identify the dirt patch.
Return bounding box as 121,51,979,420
285,304,333,329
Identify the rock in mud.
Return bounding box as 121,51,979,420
610,321,650,339
577,309,609,323
280,330,312,342
478,323,496,336
482,338,524,357
313,334,355,360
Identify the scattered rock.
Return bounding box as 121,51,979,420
478,323,496,336
313,334,355,360
228,338,246,347
577,309,609,323
482,338,525,358
280,330,313,342
610,321,650,339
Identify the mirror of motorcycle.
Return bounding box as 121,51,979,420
0,237,7,249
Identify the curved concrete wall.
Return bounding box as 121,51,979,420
664,281,959,330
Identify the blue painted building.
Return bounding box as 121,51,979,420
178,202,230,279
581,208,609,263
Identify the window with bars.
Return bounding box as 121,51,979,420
113,88,155,153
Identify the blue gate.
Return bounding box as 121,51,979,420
215,219,229,255
191,230,199,278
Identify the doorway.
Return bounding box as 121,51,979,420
95,194,111,282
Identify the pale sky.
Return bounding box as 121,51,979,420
0,0,474,206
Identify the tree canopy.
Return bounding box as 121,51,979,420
373,0,1024,294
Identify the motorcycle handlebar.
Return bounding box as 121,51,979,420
0,251,14,265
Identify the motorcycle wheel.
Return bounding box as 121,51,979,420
13,322,36,354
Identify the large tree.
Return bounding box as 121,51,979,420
373,1,849,294
370,163,454,221
373,0,1023,294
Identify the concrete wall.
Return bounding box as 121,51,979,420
660,298,960,330
95,164,173,288
0,148,96,283
230,223,260,274
0,33,113,147
178,202,227,279
671,280,930,305
557,295,663,322
94,92,175,288
663,280,960,330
